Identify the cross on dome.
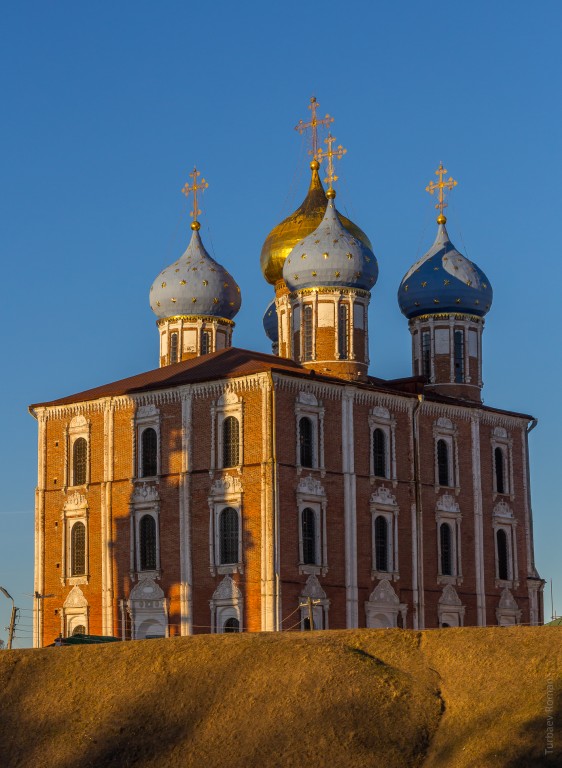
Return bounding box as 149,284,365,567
295,96,334,160
316,133,347,198
426,163,457,224
181,167,209,230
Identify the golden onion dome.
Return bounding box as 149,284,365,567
260,160,373,285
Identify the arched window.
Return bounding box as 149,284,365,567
301,507,317,565
497,529,509,580
440,522,453,576
170,332,179,363
223,617,239,633
303,305,313,361
338,304,349,360
139,514,157,571
421,331,431,378
299,417,314,468
373,428,387,478
141,428,158,478
374,516,389,572
219,507,239,565
437,439,450,487
222,417,240,468
73,437,87,486
71,521,86,576
72,625,86,636
201,330,211,355
495,447,505,494
454,330,465,383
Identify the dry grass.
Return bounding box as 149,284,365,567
0,627,559,768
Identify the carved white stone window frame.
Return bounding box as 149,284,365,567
134,404,161,481
61,492,89,586
297,475,328,576
368,406,397,486
496,587,522,626
492,501,519,589
365,579,407,628
211,391,244,474
129,483,161,581
65,415,91,490
299,574,330,630
295,391,325,476
128,577,168,639
62,586,89,638
370,487,399,581
435,494,463,586
208,475,244,576
433,417,460,494
210,575,244,633
438,584,466,627
491,426,514,500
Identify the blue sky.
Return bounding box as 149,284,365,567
1,1,561,644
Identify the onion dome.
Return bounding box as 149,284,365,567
260,161,372,285
282,196,378,291
150,222,241,320
398,222,493,319
262,299,278,343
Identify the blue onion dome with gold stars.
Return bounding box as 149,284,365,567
262,299,278,343
282,196,378,291
398,221,493,319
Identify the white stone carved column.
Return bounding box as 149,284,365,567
179,389,193,634
342,387,358,627
471,414,486,625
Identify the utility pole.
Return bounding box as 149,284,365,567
299,596,322,630
0,587,17,650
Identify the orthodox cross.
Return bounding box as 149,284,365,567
182,167,209,224
426,163,457,222
295,96,334,160
316,133,347,195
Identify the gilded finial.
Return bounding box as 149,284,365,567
181,167,209,227
295,96,334,161
316,133,347,198
426,162,457,224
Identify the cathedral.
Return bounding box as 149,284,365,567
30,99,544,645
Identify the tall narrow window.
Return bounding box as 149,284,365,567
440,522,452,576
222,416,240,468
373,428,387,478
338,304,349,359
495,447,505,494
141,428,158,478
201,330,211,355
497,529,509,580
71,521,86,576
299,417,314,468
223,617,240,633
437,439,450,487
454,330,464,383
219,507,239,565
301,508,317,565
139,514,157,571
374,516,389,572
422,331,431,378
303,305,313,361
170,332,179,363
73,437,87,486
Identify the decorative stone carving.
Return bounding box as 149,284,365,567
64,492,87,511
137,404,159,419
496,587,521,626
370,487,397,507
217,390,239,407
212,574,242,601
493,500,513,519
437,494,460,514
300,574,327,600
493,426,508,439
369,579,400,605
297,391,318,406
297,475,325,497
69,415,87,428
436,416,453,430
129,577,165,601
63,585,88,609
372,406,390,419
498,587,518,611
210,475,243,497
439,584,462,606
132,483,160,504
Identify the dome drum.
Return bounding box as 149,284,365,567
158,315,234,366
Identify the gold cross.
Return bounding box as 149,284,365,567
295,96,334,160
316,133,347,197
181,167,209,225
426,163,457,223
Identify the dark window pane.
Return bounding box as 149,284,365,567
422,331,431,378
495,447,505,494
222,417,240,468
72,625,86,636
201,331,211,355
303,617,313,631
73,438,87,486
170,332,179,363
373,428,387,478
302,507,317,565
71,522,86,576
140,515,157,571
303,306,313,361
299,417,314,468
497,529,509,580
440,522,452,576
224,617,239,633
219,507,239,565
437,439,450,487
141,428,158,478
454,330,464,383
374,515,389,572
338,304,349,360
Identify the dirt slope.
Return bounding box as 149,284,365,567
0,628,559,768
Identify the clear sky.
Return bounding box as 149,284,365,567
1,1,561,645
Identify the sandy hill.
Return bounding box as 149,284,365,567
0,627,560,768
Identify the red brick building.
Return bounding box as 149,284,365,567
29,158,543,646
